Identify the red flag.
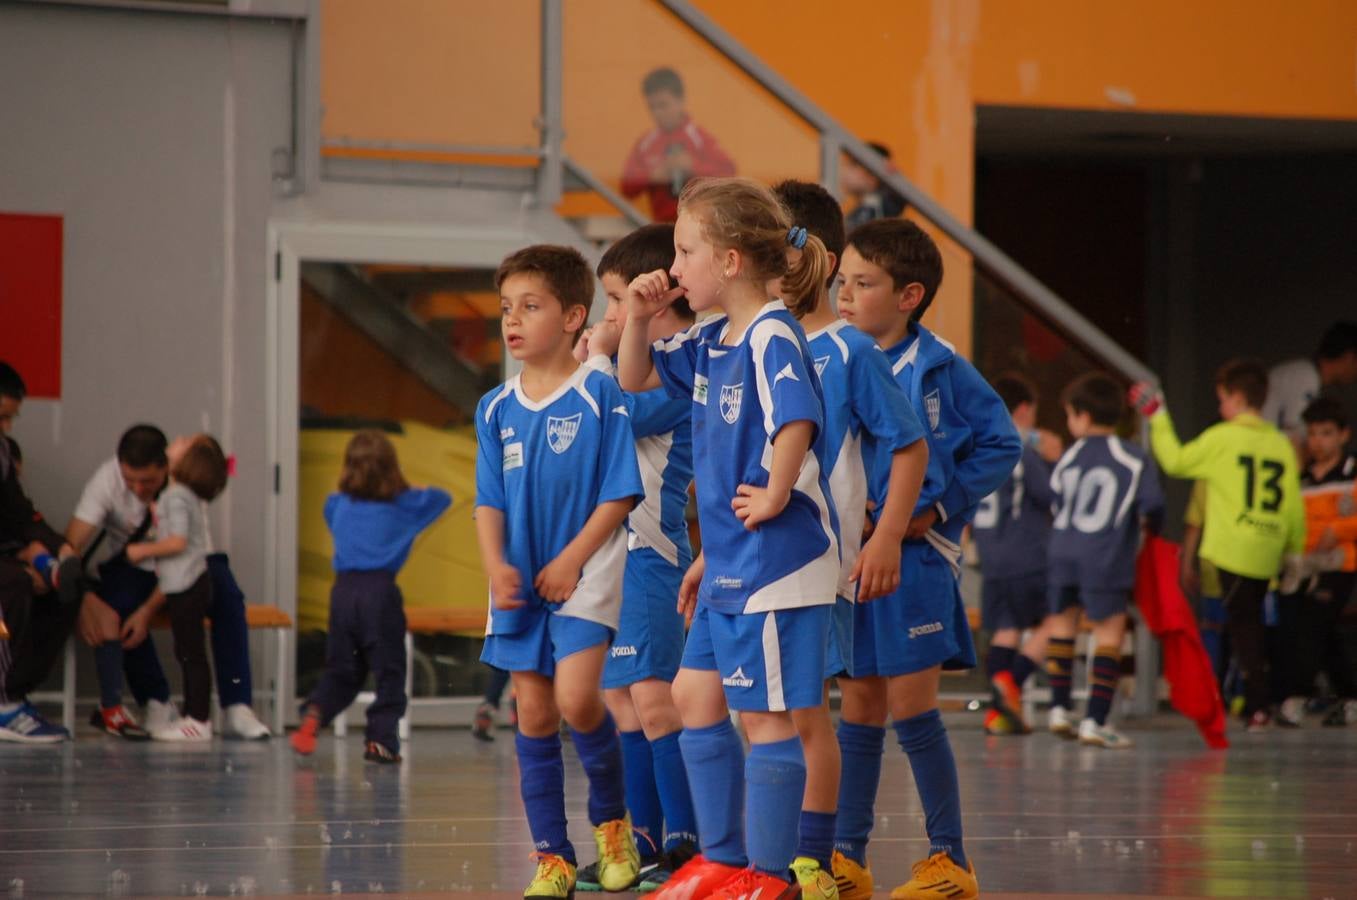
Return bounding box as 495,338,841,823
1134,536,1229,749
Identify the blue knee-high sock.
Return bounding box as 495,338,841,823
651,730,699,851
894,710,967,869
678,719,747,868
569,712,627,826
798,810,835,869
515,731,574,863
94,641,124,710
745,736,806,875
834,721,885,865
619,729,663,855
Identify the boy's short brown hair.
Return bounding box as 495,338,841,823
992,372,1037,414
1062,372,1124,427
338,430,409,502
597,224,692,321
773,179,846,287
495,244,595,324
1215,358,1268,410
173,435,229,501
845,218,943,322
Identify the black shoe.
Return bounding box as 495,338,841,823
638,841,698,891
575,852,662,892
363,741,402,764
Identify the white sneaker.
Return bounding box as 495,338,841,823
1277,696,1307,728
223,703,271,740
1048,705,1075,738
1078,717,1133,749
144,698,179,733
152,717,213,742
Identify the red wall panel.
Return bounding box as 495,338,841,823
0,213,63,399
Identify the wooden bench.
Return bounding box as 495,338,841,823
32,604,293,735
332,606,485,740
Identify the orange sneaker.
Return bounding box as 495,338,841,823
290,709,320,756
983,709,1015,736
650,855,745,898
990,671,1031,733
889,851,978,900
707,867,800,900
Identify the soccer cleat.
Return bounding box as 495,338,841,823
637,840,698,892
1277,696,1306,728
290,709,321,755
791,856,840,899
889,851,978,900
1322,699,1357,727
1047,705,1075,738
1246,710,1272,733
1077,717,1133,749
152,716,213,742
143,698,179,734
473,701,496,742
650,855,745,898
983,708,1015,736
0,702,68,744
707,867,800,900
990,671,1031,733
364,741,402,764
524,853,576,899
592,816,640,891
223,704,272,740
830,850,874,900
576,853,660,892
90,705,151,741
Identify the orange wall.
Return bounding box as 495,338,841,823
321,0,1357,353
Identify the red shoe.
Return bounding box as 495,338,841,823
650,855,745,898
90,705,151,741
707,867,801,899
990,671,1031,733
290,709,321,756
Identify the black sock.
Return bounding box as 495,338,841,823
986,645,1016,680
94,641,124,710
1012,653,1038,687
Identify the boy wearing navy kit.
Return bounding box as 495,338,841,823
832,218,1021,900
474,245,645,899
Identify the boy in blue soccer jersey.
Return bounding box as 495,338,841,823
567,223,701,892
774,180,931,899
971,373,1060,736
1043,373,1164,749
474,245,645,899
832,219,1022,900
618,177,841,900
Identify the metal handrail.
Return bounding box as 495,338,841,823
655,0,1156,386
563,155,650,228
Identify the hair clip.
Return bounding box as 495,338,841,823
226,454,237,478
787,226,808,250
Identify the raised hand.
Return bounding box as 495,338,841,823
627,269,686,322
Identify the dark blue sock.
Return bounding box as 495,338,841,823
834,721,885,865
515,731,574,863
619,729,663,856
798,810,835,869
679,719,747,867
94,641,124,710
569,711,627,826
894,710,967,869
651,730,699,851
985,644,1015,680
745,736,805,875
1011,653,1038,687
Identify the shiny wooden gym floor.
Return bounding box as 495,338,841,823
2,713,1354,898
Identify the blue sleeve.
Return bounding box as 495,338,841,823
652,322,703,401
752,322,822,441
398,487,452,532
936,359,1022,521
323,494,340,529
474,393,507,511
1020,446,1055,509
629,389,690,440
593,378,645,507
850,346,925,452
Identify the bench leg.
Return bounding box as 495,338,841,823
334,705,347,737
63,638,76,735
400,631,412,742
274,627,288,735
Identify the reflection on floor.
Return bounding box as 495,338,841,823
1,713,1355,898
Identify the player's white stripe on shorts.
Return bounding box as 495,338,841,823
762,612,785,712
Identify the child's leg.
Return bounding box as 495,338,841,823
305,589,368,726
83,595,126,711
793,695,838,870
834,677,890,867
742,710,805,875
166,575,214,722
362,585,408,753
1085,614,1126,726
483,664,511,709
1016,613,1053,686
625,678,699,854
513,670,574,863
673,665,747,868
1219,571,1270,719
1045,607,1081,710
203,555,253,709
556,643,628,829
605,686,664,855
888,664,968,868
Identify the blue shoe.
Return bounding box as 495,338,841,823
0,702,69,744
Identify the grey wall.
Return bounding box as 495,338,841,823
0,3,295,603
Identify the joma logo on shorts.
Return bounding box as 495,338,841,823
908,622,944,639
610,645,637,658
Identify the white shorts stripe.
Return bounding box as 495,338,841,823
762,612,785,712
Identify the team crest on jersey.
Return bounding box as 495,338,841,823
546,413,582,454
719,383,744,424
814,356,830,378
924,389,942,431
